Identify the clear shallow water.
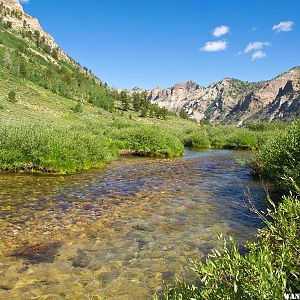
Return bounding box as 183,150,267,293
0,149,266,299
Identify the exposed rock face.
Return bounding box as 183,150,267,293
149,80,203,112
1,0,21,10
141,67,300,124
0,0,67,59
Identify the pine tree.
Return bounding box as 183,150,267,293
19,58,27,78
8,90,16,103
179,108,188,119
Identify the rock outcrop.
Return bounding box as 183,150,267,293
0,0,67,59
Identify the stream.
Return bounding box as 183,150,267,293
0,149,266,299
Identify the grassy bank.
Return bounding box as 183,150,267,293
0,114,282,173
156,120,300,300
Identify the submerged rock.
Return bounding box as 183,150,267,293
71,249,90,268
11,241,61,263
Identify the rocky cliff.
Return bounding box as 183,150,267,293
142,67,300,124
0,0,67,59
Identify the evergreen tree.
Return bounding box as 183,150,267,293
8,90,16,103
132,93,142,111
120,91,130,111
19,58,27,78
179,108,188,119
140,106,148,118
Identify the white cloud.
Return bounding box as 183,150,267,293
244,41,271,53
200,40,228,52
251,50,266,61
212,25,230,37
272,21,294,32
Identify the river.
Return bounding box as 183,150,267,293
0,149,266,299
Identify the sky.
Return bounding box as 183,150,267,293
21,0,300,89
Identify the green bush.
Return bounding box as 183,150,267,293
0,123,118,173
114,126,184,157
257,120,300,191
71,102,83,113
207,126,259,150
224,130,258,150
156,194,300,300
184,130,211,149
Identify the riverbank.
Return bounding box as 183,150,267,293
0,120,283,174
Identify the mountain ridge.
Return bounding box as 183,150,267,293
126,66,300,124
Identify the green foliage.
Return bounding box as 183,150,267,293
0,123,117,173
114,126,184,157
224,130,258,150
71,102,83,113
245,121,287,132
184,129,211,149
257,120,300,192
8,90,16,103
156,194,300,300
119,91,130,111
179,108,189,119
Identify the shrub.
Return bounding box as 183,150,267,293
224,130,258,150
205,126,260,150
0,123,118,173
257,120,300,192
184,130,211,149
72,102,83,113
114,126,184,157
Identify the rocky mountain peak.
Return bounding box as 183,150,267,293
1,0,21,10
0,0,67,59
145,67,300,124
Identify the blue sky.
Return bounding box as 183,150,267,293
21,0,299,89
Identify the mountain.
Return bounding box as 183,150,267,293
0,0,66,58
144,67,300,124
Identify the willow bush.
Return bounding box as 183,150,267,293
257,120,300,192
0,123,117,173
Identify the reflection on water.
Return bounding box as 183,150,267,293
0,149,266,299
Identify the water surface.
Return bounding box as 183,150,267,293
0,149,266,299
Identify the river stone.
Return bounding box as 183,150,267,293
71,249,91,268
11,242,62,263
